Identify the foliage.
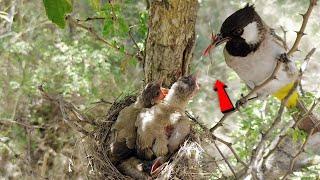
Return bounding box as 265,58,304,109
42,0,72,28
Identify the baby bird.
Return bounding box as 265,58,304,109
135,75,199,161
110,80,168,162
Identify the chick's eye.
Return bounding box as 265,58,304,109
233,28,243,36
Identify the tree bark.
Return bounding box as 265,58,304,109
144,0,199,87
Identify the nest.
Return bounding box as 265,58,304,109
40,88,214,179
89,95,136,179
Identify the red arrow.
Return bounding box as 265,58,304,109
214,80,235,113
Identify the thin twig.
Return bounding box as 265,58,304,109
281,127,315,179
66,15,134,57
185,111,249,169
129,25,144,61
38,86,93,137
0,118,45,129
280,26,288,50
214,136,249,169
272,28,288,50
213,140,237,178
91,98,113,105
76,17,105,22
262,97,320,165
287,0,317,55
210,60,282,133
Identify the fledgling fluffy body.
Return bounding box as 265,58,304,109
135,75,199,160
110,81,167,161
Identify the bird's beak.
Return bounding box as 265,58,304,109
214,33,230,46
150,156,168,176
156,78,169,100
203,33,230,56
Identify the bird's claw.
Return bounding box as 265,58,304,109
235,94,247,110
277,53,290,63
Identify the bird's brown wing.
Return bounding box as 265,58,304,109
111,105,140,149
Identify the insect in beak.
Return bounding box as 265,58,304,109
203,33,230,56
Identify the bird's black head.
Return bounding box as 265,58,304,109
220,4,261,40
210,4,265,57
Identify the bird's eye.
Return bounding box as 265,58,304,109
233,28,243,36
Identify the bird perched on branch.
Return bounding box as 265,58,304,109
204,4,319,133
135,75,199,173
110,80,168,162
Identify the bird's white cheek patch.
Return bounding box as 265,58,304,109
241,21,259,44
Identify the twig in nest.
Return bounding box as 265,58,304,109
66,15,134,58
287,0,317,56
213,140,237,178
185,111,249,169
91,98,113,105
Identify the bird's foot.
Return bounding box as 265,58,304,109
277,53,291,64
235,94,247,110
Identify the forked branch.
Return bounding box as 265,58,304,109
287,0,317,55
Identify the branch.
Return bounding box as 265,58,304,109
214,136,249,169
213,140,237,178
280,26,288,50
76,17,105,22
38,85,94,137
281,129,314,179
185,111,248,169
248,71,301,174
210,60,282,133
129,25,144,61
66,15,134,58
287,0,317,55
0,118,45,129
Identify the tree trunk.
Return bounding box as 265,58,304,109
144,0,199,87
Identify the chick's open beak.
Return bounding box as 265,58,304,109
203,33,230,56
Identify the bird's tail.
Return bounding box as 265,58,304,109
272,83,299,108
272,82,320,134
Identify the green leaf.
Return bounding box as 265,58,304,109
118,18,129,36
42,0,72,28
103,18,114,36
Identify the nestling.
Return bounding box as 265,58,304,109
110,80,168,162
135,74,200,162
